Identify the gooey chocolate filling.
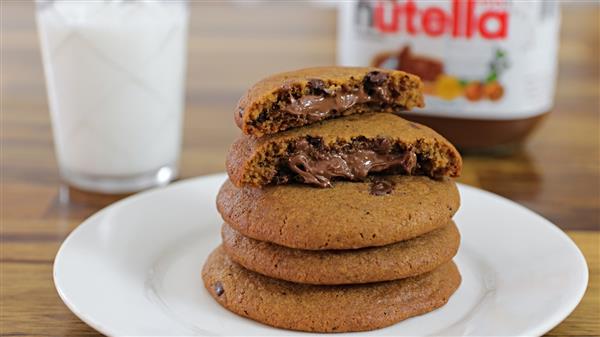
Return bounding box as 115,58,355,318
286,138,417,188
281,71,395,122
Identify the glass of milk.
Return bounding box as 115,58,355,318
36,0,189,193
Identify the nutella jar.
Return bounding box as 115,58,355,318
338,0,560,152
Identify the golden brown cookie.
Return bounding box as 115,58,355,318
202,246,461,333
235,66,424,136
216,175,460,250
227,112,462,188
221,221,460,285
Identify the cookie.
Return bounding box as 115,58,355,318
235,66,424,136
216,175,460,250
221,221,460,285
202,246,461,333
227,112,462,188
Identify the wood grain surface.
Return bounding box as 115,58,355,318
1,2,599,336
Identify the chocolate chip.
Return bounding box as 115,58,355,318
308,78,325,91
373,138,392,153
305,136,323,150
307,78,333,95
238,107,244,118
364,71,389,86
351,136,368,148
214,281,224,296
256,111,268,123
370,177,395,196
363,71,390,99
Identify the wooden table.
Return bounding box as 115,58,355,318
1,2,598,336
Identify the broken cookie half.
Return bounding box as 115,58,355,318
235,67,424,136
227,113,462,188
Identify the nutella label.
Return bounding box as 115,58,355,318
338,0,560,120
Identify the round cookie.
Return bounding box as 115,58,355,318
202,246,461,333
227,112,462,188
222,221,460,285
216,175,460,250
235,66,424,137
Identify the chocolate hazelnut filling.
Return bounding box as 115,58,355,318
286,138,417,188
281,71,395,122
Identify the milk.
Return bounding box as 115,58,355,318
36,1,188,191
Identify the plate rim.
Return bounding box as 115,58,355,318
53,173,589,337
455,184,589,336
53,173,227,336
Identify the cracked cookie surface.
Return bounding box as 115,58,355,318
227,112,462,188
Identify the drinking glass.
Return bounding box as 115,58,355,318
36,0,189,193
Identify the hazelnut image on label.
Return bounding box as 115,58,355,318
484,81,504,101
434,75,463,100
464,81,484,101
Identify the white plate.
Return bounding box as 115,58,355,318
54,173,588,336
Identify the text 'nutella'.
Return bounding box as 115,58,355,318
338,0,561,151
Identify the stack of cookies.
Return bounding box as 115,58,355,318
202,67,463,333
